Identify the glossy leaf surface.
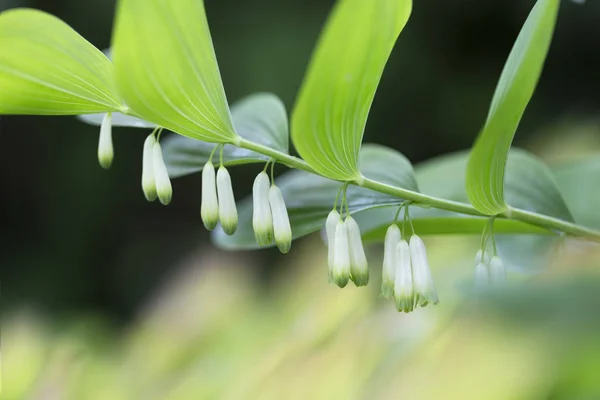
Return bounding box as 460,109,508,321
0,9,123,114
466,0,559,214
291,0,412,181
111,0,237,142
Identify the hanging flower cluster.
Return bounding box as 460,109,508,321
474,220,506,287
380,224,439,313
140,130,172,206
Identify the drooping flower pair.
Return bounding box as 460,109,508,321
381,224,439,313
141,132,172,205
474,249,506,287
201,160,238,236
252,171,292,253
325,210,369,288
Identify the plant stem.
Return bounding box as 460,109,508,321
238,138,600,240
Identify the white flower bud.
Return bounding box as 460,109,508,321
325,210,340,280
152,141,172,205
475,249,491,265
474,262,490,287
201,161,219,230
268,185,292,254
345,216,369,287
409,235,439,307
98,113,113,169
216,166,238,235
252,172,273,246
394,240,414,313
382,224,401,298
141,134,157,201
489,256,506,284
332,220,350,288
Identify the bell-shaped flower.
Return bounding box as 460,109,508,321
97,113,113,169
152,140,172,205
216,166,238,235
141,134,157,201
201,161,219,230
268,184,292,254
252,172,273,246
331,220,350,288
381,224,401,298
345,216,369,287
394,239,414,313
409,235,439,307
475,249,491,265
489,256,506,283
474,262,490,287
325,210,340,280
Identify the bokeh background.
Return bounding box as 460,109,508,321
2,0,600,398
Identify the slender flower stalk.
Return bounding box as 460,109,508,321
216,166,238,235
152,140,172,205
325,210,340,280
345,216,368,286
252,171,274,245
409,235,439,307
268,184,292,253
201,161,219,230
394,239,414,313
98,112,113,169
141,134,157,201
475,249,491,265
382,224,401,298
332,220,350,288
489,256,506,283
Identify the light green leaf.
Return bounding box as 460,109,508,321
111,0,238,143
355,148,573,242
162,93,289,178
0,9,123,115
291,0,412,181
213,144,417,250
466,0,559,214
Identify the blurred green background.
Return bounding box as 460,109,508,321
2,0,600,398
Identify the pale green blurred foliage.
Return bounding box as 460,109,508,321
4,233,600,399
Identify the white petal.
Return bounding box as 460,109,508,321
345,216,368,287
394,240,414,313
201,161,219,230
97,112,113,169
409,235,439,306
216,167,238,235
489,256,506,284
475,249,491,265
141,134,157,201
152,141,172,205
474,262,490,287
268,185,292,254
252,172,273,246
332,221,350,288
382,224,401,298
325,210,340,278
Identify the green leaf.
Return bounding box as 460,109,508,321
356,148,573,242
466,0,559,215
111,0,238,143
291,0,412,181
162,93,289,178
0,9,123,115
213,144,418,250
77,112,156,128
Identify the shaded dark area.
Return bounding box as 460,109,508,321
1,0,599,321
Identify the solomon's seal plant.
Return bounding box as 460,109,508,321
1,0,598,313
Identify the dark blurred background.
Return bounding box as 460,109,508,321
2,0,599,322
